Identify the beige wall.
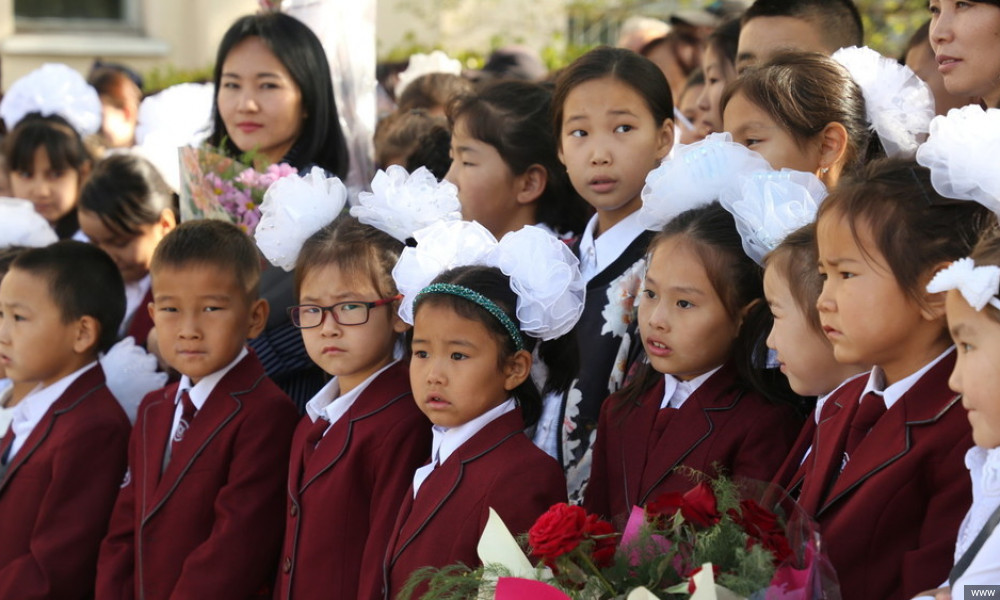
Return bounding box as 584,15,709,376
0,0,254,90
0,0,567,90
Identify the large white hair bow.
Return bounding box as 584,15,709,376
0,198,58,248
0,63,103,135
350,165,462,242
927,257,1000,312
393,221,585,341
395,51,463,98
832,46,935,158
254,167,348,271
100,337,169,424
639,132,772,231
720,169,827,265
133,83,215,192
916,105,1000,218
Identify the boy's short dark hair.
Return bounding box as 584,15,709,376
10,241,125,353
150,220,261,300
743,0,863,51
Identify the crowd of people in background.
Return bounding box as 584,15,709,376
1,0,1000,599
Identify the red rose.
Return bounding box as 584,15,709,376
760,530,794,565
729,498,780,538
583,514,617,567
680,482,721,528
529,503,588,565
646,492,684,522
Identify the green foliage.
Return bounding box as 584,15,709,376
143,64,214,95
856,0,930,58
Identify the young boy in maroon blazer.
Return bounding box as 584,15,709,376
0,241,131,599
96,220,299,600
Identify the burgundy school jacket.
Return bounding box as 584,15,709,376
96,351,299,600
277,361,431,600
585,362,802,527
379,407,567,600
791,351,971,600
0,364,130,600
125,288,154,350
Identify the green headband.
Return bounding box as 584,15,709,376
416,283,526,351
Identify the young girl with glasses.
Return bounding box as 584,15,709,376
256,166,457,600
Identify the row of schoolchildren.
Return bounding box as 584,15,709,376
3,3,1000,600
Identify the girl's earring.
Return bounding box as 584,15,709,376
820,167,830,175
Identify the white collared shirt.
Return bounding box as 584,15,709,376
169,347,248,441
0,380,13,438
304,360,400,436
7,362,98,460
941,446,1000,599
120,274,151,336
577,211,646,282
412,398,517,497
859,347,953,412
659,366,721,410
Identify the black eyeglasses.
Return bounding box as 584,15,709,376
287,295,402,329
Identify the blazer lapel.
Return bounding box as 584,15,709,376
818,352,961,516
300,364,412,493
138,388,177,511
145,358,262,520
619,378,663,510
388,409,524,567
0,365,106,495
637,364,739,506
796,393,856,515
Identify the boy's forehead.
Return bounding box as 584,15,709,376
151,261,251,295
0,267,55,306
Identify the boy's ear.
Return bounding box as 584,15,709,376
515,164,548,206
655,118,675,161
72,316,100,355
502,349,533,391
246,298,270,339
920,261,951,321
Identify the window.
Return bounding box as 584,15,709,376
14,0,139,31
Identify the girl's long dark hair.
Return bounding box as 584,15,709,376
208,12,349,178
413,265,580,428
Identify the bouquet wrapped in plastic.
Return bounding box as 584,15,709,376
178,145,298,234
406,475,841,600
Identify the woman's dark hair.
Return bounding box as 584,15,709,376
552,47,673,140
617,202,799,412
79,154,177,237
208,12,349,178
449,80,590,236
3,113,93,239
293,214,404,301
817,157,997,306
721,51,877,178
413,265,580,428
708,18,741,69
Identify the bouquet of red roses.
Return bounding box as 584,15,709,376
407,476,840,600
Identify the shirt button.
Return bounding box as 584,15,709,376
283,557,292,573
290,504,298,517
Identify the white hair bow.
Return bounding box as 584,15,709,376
392,221,585,341
927,257,1000,312
350,165,462,243
0,63,103,135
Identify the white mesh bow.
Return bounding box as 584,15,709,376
0,198,58,248
393,222,585,340
395,51,463,98
720,169,828,265
832,46,935,157
916,105,1000,218
927,257,1000,312
350,165,462,243
0,63,102,135
254,167,348,271
100,337,169,424
639,133,772,231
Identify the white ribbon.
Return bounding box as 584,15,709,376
927,257,1000,312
